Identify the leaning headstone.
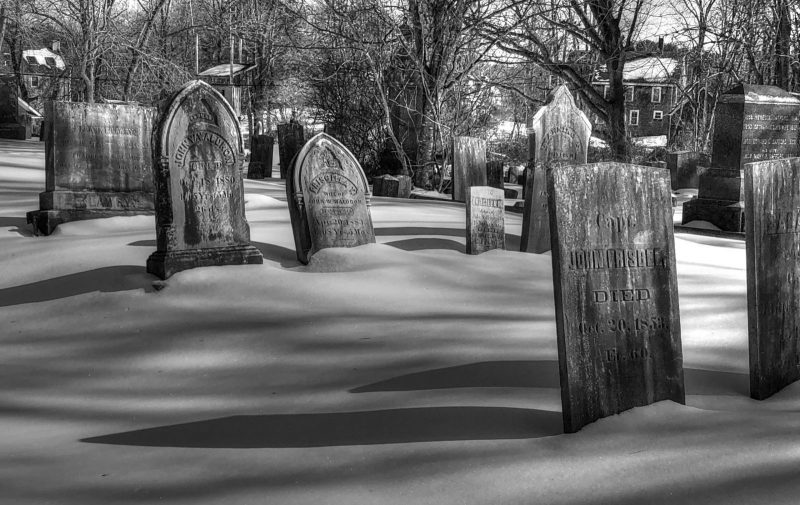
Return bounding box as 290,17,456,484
146,80,263,279
745,157,800,399
372,174,412,198
0,76,30,140
452,136,487,202
287,132,375,264
26,101,156,235
683,84,800,232
247,134,275,179
486,161,504,190
277,122,305,179
522,85,591,254
466,186,505,255
548,162,684,433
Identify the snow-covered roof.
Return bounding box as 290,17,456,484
594,57,679,83
18,97,41,118
22,48,65,70
198,63,255,77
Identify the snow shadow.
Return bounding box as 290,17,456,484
0,265,155,306
126,240,301,267
81,406,562,448
374,226,464,238
684,368,749,396
0,216,33,237
385,237,464,253
351,361,560,392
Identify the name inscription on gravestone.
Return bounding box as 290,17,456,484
745,158,800,399
288,133,375,263
466,186,505,255
548,163,684,433
522,85,591,254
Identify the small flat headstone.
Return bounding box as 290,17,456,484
452,136,487,202
548,162,684,433
247,134,275,179
522,85,591,254
466,186,505,254
745,157,800,399
146,80,263,279
277,122,305,179
287,133,375,264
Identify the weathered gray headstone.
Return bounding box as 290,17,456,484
0,76,30,140
247,134,275,179
373,174,412,198
146,80,263,279
683,85,800,232
745,157,800,399
26,101,156,235
522,85,591,254
452,136,487,202
278,122,305,179
486,161,504,190
466,186,505,255
287,132,375,264
548,162,684,433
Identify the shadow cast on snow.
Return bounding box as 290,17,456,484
0,265,155,307
81,406,563,448
0,216,34,237
127,240,301,268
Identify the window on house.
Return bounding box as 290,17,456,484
44,57,56,67
625,86,634,102
629,110,639,126
651,86,662,103
653,110,663,121
29,76,39,87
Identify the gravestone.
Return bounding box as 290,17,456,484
486,161,504,190
373,174,412,198
522,85,591,254
247,134,275,179
26,101,156,235
452,136,487,202
683,85,800,232
466,186,505,254
287,132,375,264
744,157,800,399
666,151,708,189
278,122,305,179
0,76,30,140
548,162,684,433
146,80,263,279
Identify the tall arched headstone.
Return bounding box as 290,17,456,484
522,85,591,253
287,133,375,264
147,80,263,279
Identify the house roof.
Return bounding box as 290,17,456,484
594,57,678,83
22,48,65,70
18,97,41,118
198,63,256,77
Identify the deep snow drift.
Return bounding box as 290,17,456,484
1,138,798,505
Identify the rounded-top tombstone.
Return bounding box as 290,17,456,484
146,80,262,279
286,132,375,264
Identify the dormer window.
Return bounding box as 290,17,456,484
26,56,38,65
44,57,56,67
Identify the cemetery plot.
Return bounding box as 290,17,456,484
287,132,375,264
745,157,800,400
146,80,263,279
466,186,505,255
548,162,684,433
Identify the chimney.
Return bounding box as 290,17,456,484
51,40,60,52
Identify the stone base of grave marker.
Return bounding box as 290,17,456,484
682,168,745,231
27,204,153,236
0,123,30,140
147,245,263,280
247,135,275,179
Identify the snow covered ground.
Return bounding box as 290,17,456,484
1,138,798,504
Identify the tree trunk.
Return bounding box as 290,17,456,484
606,56,628,161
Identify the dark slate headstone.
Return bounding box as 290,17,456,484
287,132,375,264
26,101,156,235
683,85,800,232
373,174,412,198
486,161,504,190
548,162,684,433
0,76,30,140
744,157,800,399
452,136,487,202
278,122,305,179
466,186,505,255
247,134,275,179
146,80,263,279
522,85,591,254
